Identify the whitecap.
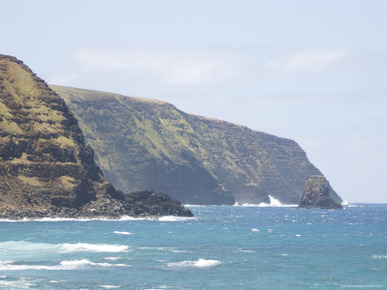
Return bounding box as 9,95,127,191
60,243,130,253
167,258,221,268
114,231,132,235
158,216,195,222
100,285,120,289
251,228,259,232
234,196,297,207
341,200,349,206
0,259,129,271
372,255,387,259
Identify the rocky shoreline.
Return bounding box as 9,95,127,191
0,190,193,220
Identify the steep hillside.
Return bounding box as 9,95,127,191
0,55,192,219
53,85,342,205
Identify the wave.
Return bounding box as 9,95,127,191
60,243,130,253
372,255,387,259
0,241,129,253
0,259,129,271
158,216,195,222
113,231,132,235
234,195,297,207
167,258,221,268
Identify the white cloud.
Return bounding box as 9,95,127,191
51,47,244,86
266,48,349,74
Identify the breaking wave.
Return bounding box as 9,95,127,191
372,255,387,259
167,258,222,268
158,216,195,222
113,231,132,235
60,243,130,253
0,259,129,271
0,241,129,253
234,195,297,207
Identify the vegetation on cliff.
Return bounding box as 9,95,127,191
0,54,192,219
53,85,342,205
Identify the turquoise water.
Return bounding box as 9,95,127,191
0,204,386,289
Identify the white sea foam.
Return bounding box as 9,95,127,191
0,278,34,288
0,215,194,222
60,243,129,253
372,255,387,259
0,259,129,271
234,195,297,207
114,231,132,235
167,258,221,268
158,216,195,222
0,241,129,254
100,285,120,289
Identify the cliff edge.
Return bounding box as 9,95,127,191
52,85,342,205
0,54,192,219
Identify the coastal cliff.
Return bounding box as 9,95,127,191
0,54,192,219
53,85,342,205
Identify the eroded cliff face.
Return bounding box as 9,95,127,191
53,85,342,205
298,175,343,209
0,55,192,218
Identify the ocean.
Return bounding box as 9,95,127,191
0,204,386,289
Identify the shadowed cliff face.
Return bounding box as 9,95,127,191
0,55,192,218
298,175,343,209
52,85,342,205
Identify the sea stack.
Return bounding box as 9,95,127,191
298,175,343,209
0,54,192,219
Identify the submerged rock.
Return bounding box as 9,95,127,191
0,54,192,219
298,175,343,209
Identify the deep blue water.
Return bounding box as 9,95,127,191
0,204,386,289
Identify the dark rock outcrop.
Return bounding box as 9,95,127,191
298,175,343,209
0,54,192,219
52,85,343,205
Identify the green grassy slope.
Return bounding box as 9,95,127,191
0,55,192,218
52,85,341,205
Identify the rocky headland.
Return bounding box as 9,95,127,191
298,175,343,209
52,85,343,205
0,54,192,219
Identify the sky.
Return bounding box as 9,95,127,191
1,0,386,203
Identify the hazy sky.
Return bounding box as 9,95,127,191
1,0,386,202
